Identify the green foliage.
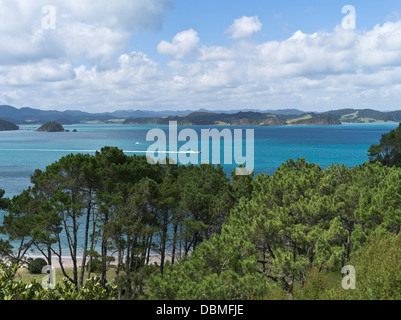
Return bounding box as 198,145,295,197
86,258,102,274
288,233,401,300
324,233,401,300
55,277,117,300
123,111,340,126
0,189,9,210
368,123,401,166
293,267,330,300
3,138,401,300
149,158,401,299
27,258,48,275
0,264,44,300
37,121,64,132
117,263,159,300
0,263,116,300
148,232,271,300
0,119,19,131
0,147,237,298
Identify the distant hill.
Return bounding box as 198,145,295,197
2,104,401,125
0,118,19,131
323,109,401,123
196,108,307,116
105,110,193,118
124,111,341,126
0,105,109,124
0,105,198,124
0,105,308,124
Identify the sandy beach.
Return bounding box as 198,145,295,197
25,254,175,269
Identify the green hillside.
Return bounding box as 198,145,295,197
0,119,19,131
324,109,401,123
124,111,341,126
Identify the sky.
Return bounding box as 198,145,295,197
1,0,401,113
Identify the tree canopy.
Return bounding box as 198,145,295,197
1,140,401,300
368,123,401,166
149,159,401,299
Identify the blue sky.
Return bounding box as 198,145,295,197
1,0,401,112
132,0,401,57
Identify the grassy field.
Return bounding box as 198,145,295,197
15,266,117,286
285,114,312,124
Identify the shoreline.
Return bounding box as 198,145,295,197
25,254,176,269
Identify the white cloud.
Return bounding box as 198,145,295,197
65,0,174,33
0,0,173,65
3,8,401,112
60,22,131,62
0,61,75,85
226,16,262,39
156,20,401,110
157,29,200,59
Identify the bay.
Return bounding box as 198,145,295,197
0,122,397,256
0,122,397,198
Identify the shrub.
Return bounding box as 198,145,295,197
332,232,401,300
27,258,48,275
86,258,103,274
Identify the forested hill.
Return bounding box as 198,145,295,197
37,121,65,132
324,109,401,123
0,119,19,131
2,104,401,125
123,111,341,126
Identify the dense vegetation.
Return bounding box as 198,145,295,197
3,103,401,126
1,125,401,300
0,147,236,299
148,159,401,299
0,119,19,131
37,121,65,132
123,111,341,126
325,108,401,123
368,123,401,167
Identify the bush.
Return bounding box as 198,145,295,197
27,258,48,275
330,232,401,300
294,233,401,300
86,258,103,273
293,267,330,300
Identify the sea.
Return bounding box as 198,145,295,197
0,122,398,198
0,122,398,255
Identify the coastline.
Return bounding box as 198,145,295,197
26,254,175,269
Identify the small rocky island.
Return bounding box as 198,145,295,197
37,121,65,132
0,119,19,131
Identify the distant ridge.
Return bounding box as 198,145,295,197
0,105,191,124
1,105,401,125
124,111,341,126
324,109,401,123
0,105,307,124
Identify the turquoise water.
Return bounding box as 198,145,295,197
0,122,398,255
0,122,398,198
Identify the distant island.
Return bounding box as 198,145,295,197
123,111,341,126
0,119,19,131
37,122,65,132
2,104,401,126
325,109,401,123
